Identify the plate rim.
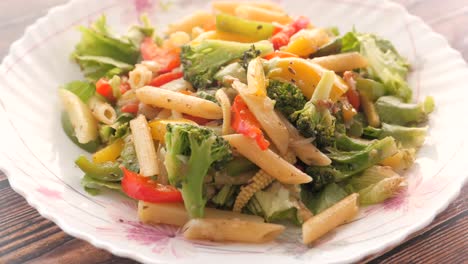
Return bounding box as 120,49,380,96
0,0,467,263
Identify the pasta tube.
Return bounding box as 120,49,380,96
166,11,215,34
212,1,285,15
234,59,289,155
88,96,117,125
235,5,292,24
183,218,285,243
59,89,98,144
136,87,223,119
311,52,369,72
129,65,153,89
223,134,312,184
215,89,234,135
130,115,159,176
138,201,263,227
302,193,359,244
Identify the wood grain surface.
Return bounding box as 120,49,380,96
0,0,467,263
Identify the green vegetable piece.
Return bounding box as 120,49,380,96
290,71,337,148
195,90,218,104
75,155,123,182
310,37,342,58
214,62,248,85
165,123,232,218
118,136,140,173
216,14,274,40
363,123,428,148
247,182,301,225
341,31,412,102
267,80,307,118
334,134,372,151
63,81,95,103
81,174,122,196
223,156,258,176
181,39,273,89
72,16,140,81
328,136,398,179
61,112,100,153
211,184,238,207
375,96,435,125
355,77,385,101
345,166,405,205
301,183,348,214
304,166,341,192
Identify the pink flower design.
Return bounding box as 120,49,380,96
134,0,155,15
36,186,62,199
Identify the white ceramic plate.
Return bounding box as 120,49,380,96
1,0,467,263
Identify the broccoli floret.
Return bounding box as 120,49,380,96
195,90,218,104
304,166,341,192
240,45,261,69
363,123,428,148
290,71,337,148
267,80,307,117
375,96,435,125
181,39,273,89
165,123,232,218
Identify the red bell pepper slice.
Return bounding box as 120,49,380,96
263,51,299,60
121,167,183,203
343,71,361,110
96,78,115,102
121,103,139,114
120,81,131,95
271,16,310,50
140,37,181,74
231,95,270,150
149,71,184,87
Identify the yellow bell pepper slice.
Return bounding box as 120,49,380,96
92,139,125,164
283,29,330,57
191,30,260,45
149,119,197,143
267,58,349,101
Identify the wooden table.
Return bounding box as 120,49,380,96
0,0,467,263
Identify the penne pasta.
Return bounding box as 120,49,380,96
302,193,359,244
212,1,285,15
138,201,263,227
360,94,381,127
183,218,285,243
215,88,234,135
166,11,215,34
233,59,289,155
311,52,369,72
279,114,331,166
129,65,153,89
130,115,159,176
88,96,117,125
136,86,223,119
59,89,98,144
223,134,312,184
235,5,292,24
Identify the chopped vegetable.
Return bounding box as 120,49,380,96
92,138,125,164
63,81,95,103
72,16,139,81
341,31,412,101
267,80,307,118
263,51,299,60
271,16,310,50
75,155,123,182
304,166,341,192
149,71,184,87
121,167,183,203
363,123,428,148
375,96,435,125
301,183,349,214
231,95,270,150
81,174,122,195
345,166,405,205
140,37,181,73
216,14,274,41
61,112,100,153
165,123,232,218
181,39,273,89
96,78,115,102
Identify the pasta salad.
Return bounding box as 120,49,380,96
59,1,435,245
